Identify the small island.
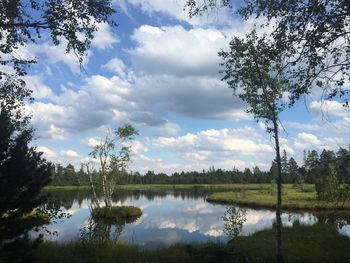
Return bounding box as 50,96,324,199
92,206,142,222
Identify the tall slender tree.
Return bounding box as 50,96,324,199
88,125,138,209
219,30,290,262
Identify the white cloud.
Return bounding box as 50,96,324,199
153,127,273,155
84,137,101,148
60,150,81,158
23,75,54,100
129,25,228,77
130,140,149,154
298,132,321,146
310,100,349,118
36,146,56,158
28,39,91,73
91,22,118,50
103,58,127,77
285,121,320,131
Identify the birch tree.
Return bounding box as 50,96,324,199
219,30,290,262
88,124,138,209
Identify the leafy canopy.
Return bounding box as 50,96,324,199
219,30,290,127
0,0,115,78
185,0,350,106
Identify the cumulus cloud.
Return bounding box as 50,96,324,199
298,132,321,146
28,39,91,73
23,75,54,100
124,126,275,173
60,150,81,158
152,127,272,155
130,140,149,154
129,25,228,77
102,58,127,77
27,24,257,140
84,137,101,147
310,100,349,118
36,146,56,158
91,22,118,50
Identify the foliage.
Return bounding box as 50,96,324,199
219,29,290,261
222,206,246,242
87,124,138,208
0,80,51,217
315,164,341,201
0,0,115,78
239,0,350,106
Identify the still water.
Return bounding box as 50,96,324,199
34,189,350,248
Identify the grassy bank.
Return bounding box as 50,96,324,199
33,224,350,263
207,185,350,210
233,223,350,262
43,185,90,191
34,241,233,263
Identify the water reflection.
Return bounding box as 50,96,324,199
223,206,247,242
32,189,350,248
79,214,141,241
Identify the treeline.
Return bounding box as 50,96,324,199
50,146,350,186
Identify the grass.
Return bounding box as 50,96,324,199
207,185,350,210
92,206,142,222
0,209,50,241
33,224,350,263
34,241,233,263
233,223,350,263
43,185,90,191
1,209,50,225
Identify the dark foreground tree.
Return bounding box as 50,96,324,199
0,79,51,217
219,30,290,262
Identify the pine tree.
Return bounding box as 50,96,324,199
0,80,52,217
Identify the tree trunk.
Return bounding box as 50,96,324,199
88,172,99,208
102,175,109,207
272,115,284,263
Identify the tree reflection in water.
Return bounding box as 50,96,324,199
222,206,247,243
79,213,141,241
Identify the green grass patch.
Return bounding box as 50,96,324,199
233,223,350,263
33,224,350,263
0,209,50,241
207,185,350,210
1,209,50,224
35,241,235,263
92,206,142,223
43,185,90,191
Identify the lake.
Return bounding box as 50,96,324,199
33,189,350,248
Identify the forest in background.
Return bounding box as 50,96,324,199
50,146,350,186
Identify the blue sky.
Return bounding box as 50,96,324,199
17,0,349,173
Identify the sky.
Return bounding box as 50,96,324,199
16,0,350,174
